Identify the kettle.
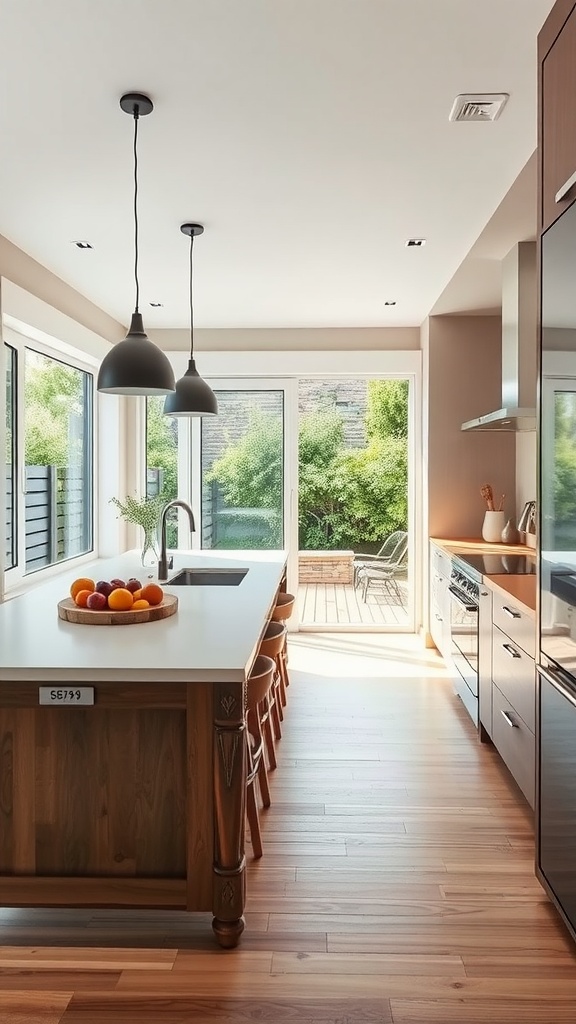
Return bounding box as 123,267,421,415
518,501,536,547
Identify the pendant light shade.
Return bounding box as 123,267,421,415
163,224,217,417
97,93,175,396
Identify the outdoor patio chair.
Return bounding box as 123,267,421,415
359,546,408,604
353,531,408,588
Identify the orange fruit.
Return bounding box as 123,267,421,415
107,588,134,611
74,589,92,608
140,583,164,606
131,599,150,610
131,589,143,601
70,577,95,601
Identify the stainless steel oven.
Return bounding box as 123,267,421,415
449,558,480,724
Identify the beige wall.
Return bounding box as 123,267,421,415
149,326,420,352
424,314,517,539
0,233,124,346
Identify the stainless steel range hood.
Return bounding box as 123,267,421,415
461,241,537,432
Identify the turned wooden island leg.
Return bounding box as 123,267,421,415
212,680,247,948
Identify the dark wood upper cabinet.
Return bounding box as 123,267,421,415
540,2,576,232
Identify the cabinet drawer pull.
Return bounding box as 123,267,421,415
435,613,443,621
502,643,521,659
502,606,521,619
500,709,517,728
555,169,576,204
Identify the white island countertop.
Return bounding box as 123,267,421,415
0,549,286,683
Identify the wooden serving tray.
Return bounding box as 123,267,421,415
58,594,178,625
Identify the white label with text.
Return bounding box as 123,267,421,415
39,687,95,706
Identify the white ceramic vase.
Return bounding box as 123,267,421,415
482,510,505,543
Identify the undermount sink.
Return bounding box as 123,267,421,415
168,568,248,587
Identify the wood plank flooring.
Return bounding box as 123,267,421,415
1,633,575,1023
298,581,409,627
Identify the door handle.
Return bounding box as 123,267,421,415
538,665,576,710
502,643,521,659
555,169,576,204
502,606,521,619
500,709,517,728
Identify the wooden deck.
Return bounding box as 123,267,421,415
298,580,409,628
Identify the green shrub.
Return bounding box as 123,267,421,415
208,382,409,551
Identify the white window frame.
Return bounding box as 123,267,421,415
2,324,98,594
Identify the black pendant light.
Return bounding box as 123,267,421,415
163,224,218,417
97,93,176,396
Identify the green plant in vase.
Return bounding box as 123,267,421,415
110,494,165,567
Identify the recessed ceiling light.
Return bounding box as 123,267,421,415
72,240,93,249
149,302,163,307
405,238,426,247
384,301,397,306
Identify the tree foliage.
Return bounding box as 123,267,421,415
554,394,576,528
24,356,86,467
208,381,409,551
205,409,282,509
146,397,178,500
366,379,409,440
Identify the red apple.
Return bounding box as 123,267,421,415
125,578,142,594
87,591,107,611
110,578,125,589
96,580,114,598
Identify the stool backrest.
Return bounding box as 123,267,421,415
247,654,276,711
259,621,286,659
271,592,295,622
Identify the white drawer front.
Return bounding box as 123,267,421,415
431,544,451,580
492,596,535,658
492,685,535,808
492,624,536,732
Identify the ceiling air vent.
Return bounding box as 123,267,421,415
449,93,509,122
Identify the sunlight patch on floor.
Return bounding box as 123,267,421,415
288,632,450,680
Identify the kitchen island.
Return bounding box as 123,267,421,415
0,549,286,948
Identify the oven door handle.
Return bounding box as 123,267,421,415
448,585,477,613
538,665,576,709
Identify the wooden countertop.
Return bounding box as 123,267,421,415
430,536,537,613
483,574,536,615
430,537,534,557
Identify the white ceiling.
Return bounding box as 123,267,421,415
431,152,538,316
0,0,554,330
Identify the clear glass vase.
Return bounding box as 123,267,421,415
141,526,160,568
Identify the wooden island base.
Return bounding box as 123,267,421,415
0,678,248,949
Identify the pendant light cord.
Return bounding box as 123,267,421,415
133,107,140,313
189,233,195,360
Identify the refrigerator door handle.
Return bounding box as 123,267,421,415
538,665,576,710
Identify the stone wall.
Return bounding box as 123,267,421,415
298,550,355,585
298,379,368,447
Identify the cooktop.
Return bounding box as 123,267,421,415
455,552,536,577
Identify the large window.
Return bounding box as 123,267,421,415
200,390,284,550
146,396,178,546
4,339,94,583
4,345,17,570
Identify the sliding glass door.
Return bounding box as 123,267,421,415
189,379,298,587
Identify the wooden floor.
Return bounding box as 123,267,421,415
298,581,409,627
2,633,576,1023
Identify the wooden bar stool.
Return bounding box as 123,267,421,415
246,653,275,859
270,592,295,706
258,621,287,760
